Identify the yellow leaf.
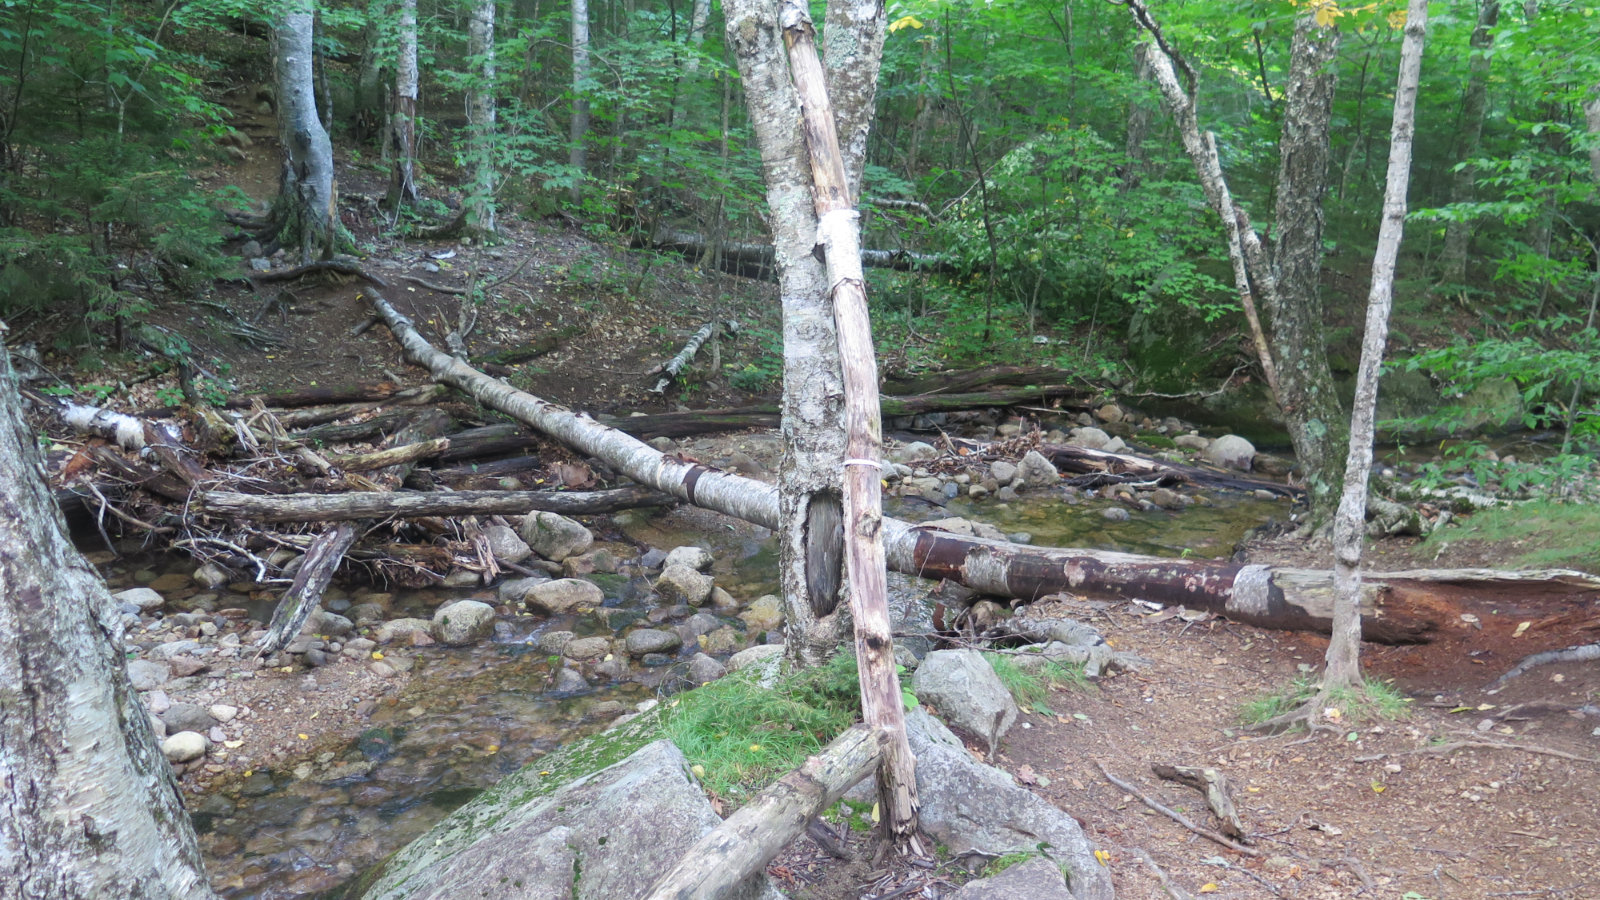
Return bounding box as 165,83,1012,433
1094,849,1111,866
1512,621,1531,638
888,14,924,32
1199,884,1220,894
297,733,309,740
1371,781,1386,793
486,744,499,754
749,743,763,752
372,651,384,660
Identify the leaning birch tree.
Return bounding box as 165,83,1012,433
1312,0,1430,719
271,0,337,262
0,336,218,899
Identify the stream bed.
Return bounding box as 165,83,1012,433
123,489,1286,899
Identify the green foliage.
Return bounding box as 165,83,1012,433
1425,501,1600,569
726,326,782,393
1240,675,1410,727
661,653,859,802
984,652,1090,713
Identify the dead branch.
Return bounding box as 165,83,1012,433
197,485,673,522
1131,847,1196,900
1095,760,1261,857
1150,764,1247,840
1490,642,1600,689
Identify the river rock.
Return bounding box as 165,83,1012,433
1094,403,1125,424
655,564,714,606
536,631,574,655
114,587,165,611
306,609,354,637
161,703,218,734
739,595,784,635
679,612,724,642
1066,427,1110,450
144,690,172,715
1101,507,1130,522
686,653,727,684
911,650,1018,754
209,704,239,723
709,587,739,610
952,856,1075,900
664,545,714,572
563,636,611,661
1101,436,1127,453
520,512,594,561
126,659,170,691
348,603,387,626
526,579,604,615
483,525,532,565
359,739,780,900
1174,433,1210,451
432,600,497,646
908,709,1112,900
989,460,1018,485
728,643,783,673
1149,487,1184,510
1203,434,1256,471
624,628,682,657
497,574,551,605
162,732,208,764
891,441,939,464
551,667,590,692
376,618,434,644
1016,450,1058,487
194,563,231,590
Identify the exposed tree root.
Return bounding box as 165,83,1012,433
1491,642,1600,689
1355,735,1599,766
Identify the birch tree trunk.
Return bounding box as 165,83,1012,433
1269,13,1348,529
274,0,337,263
465,0,497,235
385,0,420,212
569,0,591,204
1326,0,1429,690
779,0,918,847
1440,0,1500,285
0,348,217,899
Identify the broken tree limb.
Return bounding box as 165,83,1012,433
644,724,881,900
256,521,359,657
198,485,673,522
225,381,403,409
1151,764,1247,840
1491,642,1600,689
363,289,1600,643
1097,760,1260,858
647,227,951,275
650,320,735,393
31,392,209,487
324,437,450,472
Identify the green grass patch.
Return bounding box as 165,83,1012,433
1423,501,1600,570
984,652,1091,713
662,652,861,802
1240,675,1411,727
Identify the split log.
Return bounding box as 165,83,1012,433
644,725,881,900
325,437,450,472
363,289,1600,643
257,522,358,657
650,321,735,393
198,485,673,522
290,409,422,444
433,423,542,462
268,384,450,429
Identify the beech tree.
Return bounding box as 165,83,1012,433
268,0,337,262
0,337,217,898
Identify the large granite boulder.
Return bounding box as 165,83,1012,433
911,649,1018,754
432,600,496,647
361,736,778,900
1202,434,1256,471
520,512,594,561
953,857,1076,899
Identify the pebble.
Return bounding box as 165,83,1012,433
162,732,208,763
210,704,239,723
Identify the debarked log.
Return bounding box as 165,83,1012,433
366,289,1600,644
648,227,951,274
644,725,881,900
198,485,673,522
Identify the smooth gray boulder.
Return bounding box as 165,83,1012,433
126,659,170,691
663,545,714,573
1016,450,1059,488
160,703,217,735
890,441,939,464
686,653,727,684
162,732,208,764
1202,434,1256,471
113,587,165,611
911,650,1018,754
655,564,714,606
1066,427,1110,450
432,600,497,646
375,618,433,644
953,857,1076,899
525,579,604,615
520,511,594,561
483,524,532,565
497,574,551,605
908,710,1111,900
624,628,682,657
727,643,783,672
990,460,1018,485
360,739,777,900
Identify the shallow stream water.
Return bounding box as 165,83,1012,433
144,489,1285,898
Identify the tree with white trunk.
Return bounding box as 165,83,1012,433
386,0,420,213
464,0,497,236
271,0,338,262
0,330,217,898
569,0,591,204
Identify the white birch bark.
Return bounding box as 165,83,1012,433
465,0,497,235
0,348,217,898
386,0,420,211
569,0,591,203
1325,0,1429,690
274,0,337,262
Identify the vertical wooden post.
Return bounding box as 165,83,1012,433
778,0,920,848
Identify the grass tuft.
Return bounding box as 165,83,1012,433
1240,674,1411,727
985,652,1090,711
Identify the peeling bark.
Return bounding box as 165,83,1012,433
273,1,337,262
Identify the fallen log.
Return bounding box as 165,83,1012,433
30,392,209,487
644,725,881,900
198,485,673,522
325,437,450,472
648,227,952,275
1039,442,1301,498
364,289,1600,643
882,365,1075,396
269,384,450,429
225,382,403,409
650,320,735,393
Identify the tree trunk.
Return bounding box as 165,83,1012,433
465,0,497,235
355,0,391,141
386,0,420,211
274,0,337,263
569,0,591,203
1326,0,1429,691
780,0,917,847
197,485,672,522
1269,12,1348,529
1440,0,1500,285
1584,83,1600,184
0,348,217,897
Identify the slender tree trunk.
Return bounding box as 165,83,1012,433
465,0,497,235
1121,42,1154,189
1326,0,1429,691
569,0,591,204
1584,84,1600,184
779,0,917,847
1440,0,1499,285
0,348,218,899
355,0,391,140
1269,12,1348,530
385,0,419,212
274,0,337,263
